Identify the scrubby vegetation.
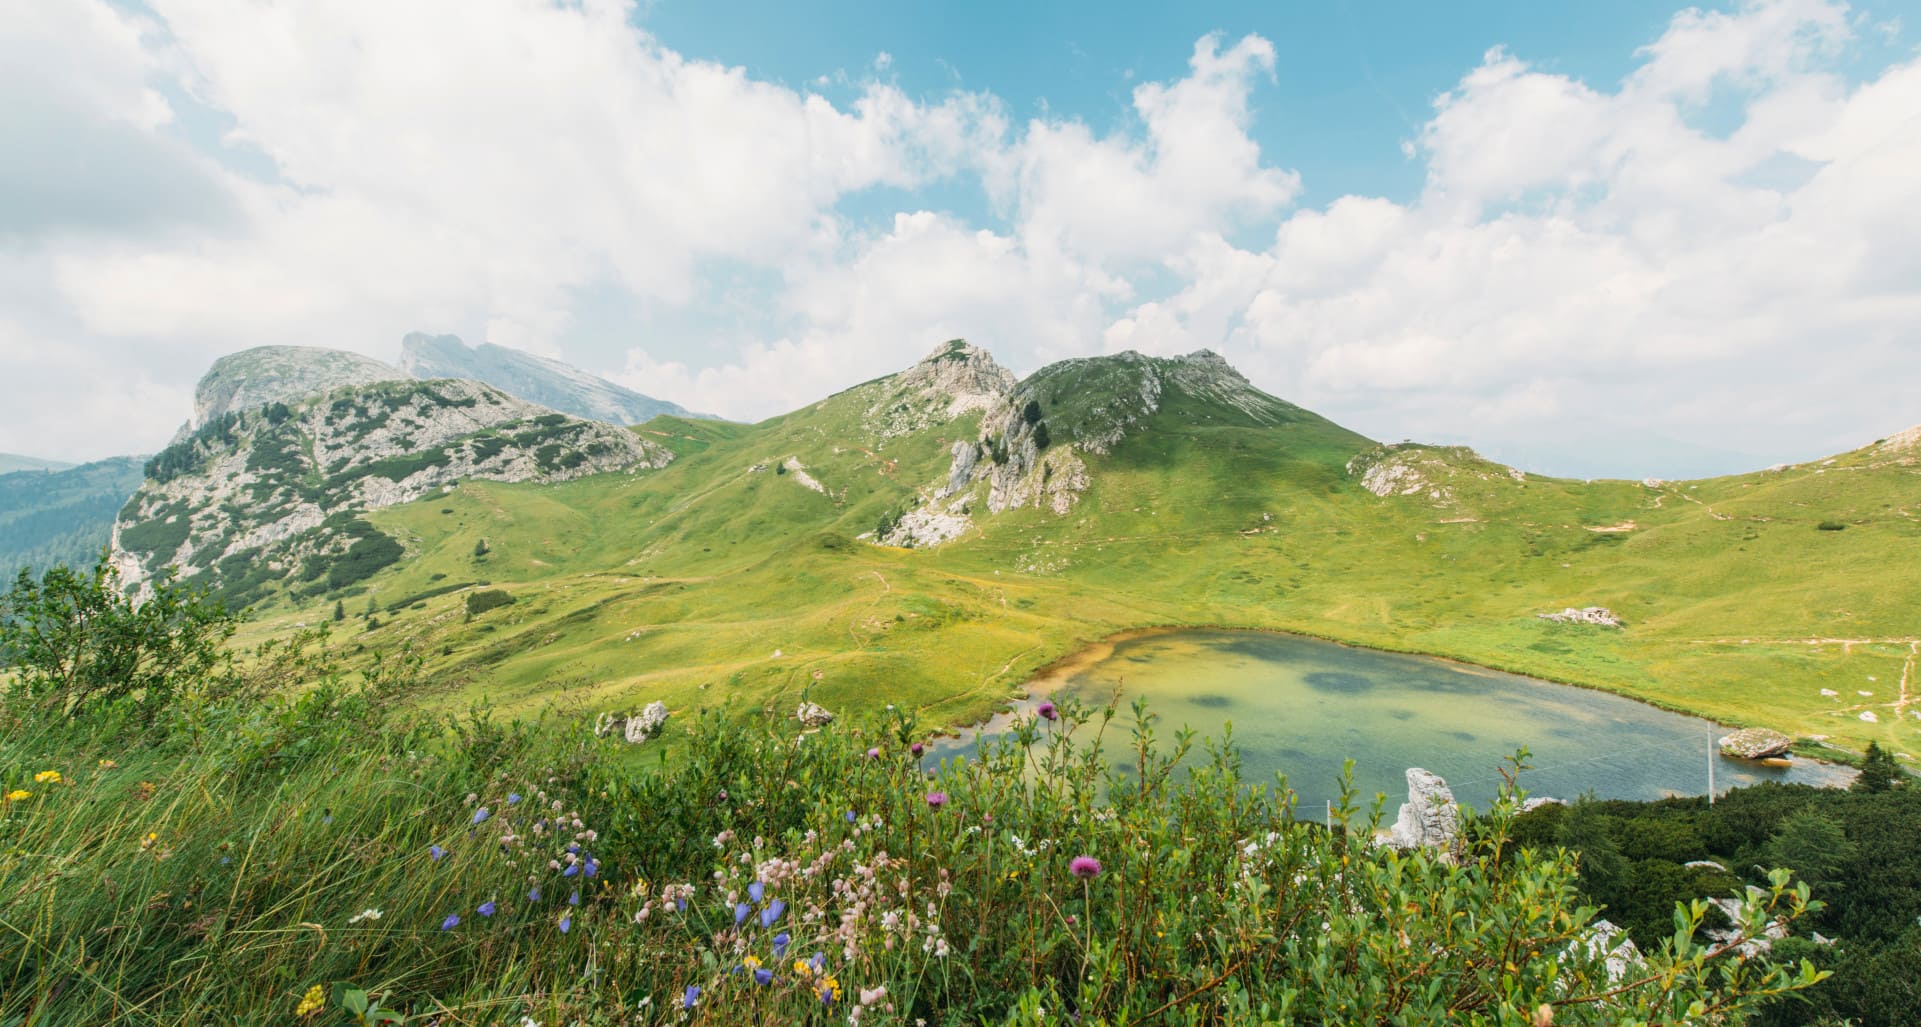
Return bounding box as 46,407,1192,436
0,566,1842,1024
1514,764,1917,1026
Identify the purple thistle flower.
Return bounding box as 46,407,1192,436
440,914,460,930
1070,855,1103,879
772,931,791,957
911,742,925,757
734,902,751,925
866,747,879,759
748,880,764,903
760,899,786,928
558,915,571,933
925,791,947,810
683,984,699,1009
477,900,496,917
472,807,490,826
754,967,774,986
1037,701,1058,721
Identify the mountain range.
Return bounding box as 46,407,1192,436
94,338,1920,762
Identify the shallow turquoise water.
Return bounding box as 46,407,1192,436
935,629,1852,810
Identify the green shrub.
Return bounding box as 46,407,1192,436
464,588,516,617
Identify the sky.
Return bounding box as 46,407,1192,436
3,0,1918,479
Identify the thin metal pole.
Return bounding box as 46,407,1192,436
1325,800,1332,829
1707,729,1716,805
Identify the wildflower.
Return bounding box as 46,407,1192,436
507,793,522,805
760,899,786,928
845,810,857,823
748,880,764,903
792,959,814,979
583,858,599,878
682,984,699,1009
773,931,791,957
529,886,541,902
820,974,842,1004
441,914,460,930
140,832,159,850
34,770,60,784
866,748,879,759
559,915,572,933
754,967,774,986
925,791,947,810
97,759,117,770
1037,701,1057,721
569,890,580,906
478,900,497,917
4,790,27,802
734,902,751,925
295,984,327,1017
429,845,446,861
562,862,579,877
349,908,383,924
910,743,925,757
1070,855,1103,879
472,807,491,826
859,985,888,1006
743,955,762,970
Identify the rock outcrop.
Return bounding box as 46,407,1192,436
1718,728,1793,760
114,370,671,602
596,701,670,744
795,701,835,728
1383,768,1461,850
191,346,403,432
1539,607,1625,627
1345,443,1528,505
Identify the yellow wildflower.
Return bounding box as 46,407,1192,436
97,759,118,770
792,959,814,979
140,832,159,850
295,984,327,1017
819,976,841,1003
742,955,761,970
4,790,28,802
33,770,60,784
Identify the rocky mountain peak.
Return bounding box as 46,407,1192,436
398,332,702,425
859,339,1017,439
194,346,403,430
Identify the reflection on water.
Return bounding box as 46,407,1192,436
931,629,1853,810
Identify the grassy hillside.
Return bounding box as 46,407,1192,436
0,457,145,582
216,348,1920,759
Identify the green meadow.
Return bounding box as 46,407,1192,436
231,361,1921,761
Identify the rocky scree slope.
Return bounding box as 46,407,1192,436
113,376,669,606
400,332,704,425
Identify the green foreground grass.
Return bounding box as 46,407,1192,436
1,660,1829,1025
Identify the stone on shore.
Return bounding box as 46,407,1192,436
1718,727,1793,760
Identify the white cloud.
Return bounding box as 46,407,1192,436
3,0,1918,476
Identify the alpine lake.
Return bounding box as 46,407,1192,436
930,629,1853,812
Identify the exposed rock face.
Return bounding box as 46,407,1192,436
1384,768,1461,850
192,346,403,431
877,501,974,548
1520,797,1569,813
1705,891,1790,957
781,458,826,494
1539,607,1625,628
1875,424,1921,453
796,701,835,728
1718,728,1793,759
399,332,703,425
114,374,670,600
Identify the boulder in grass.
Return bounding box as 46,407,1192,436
1718,727,1793,760
795,701,835,728
594,700,670,744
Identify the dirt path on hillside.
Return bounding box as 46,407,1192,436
1689,636,1921,724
